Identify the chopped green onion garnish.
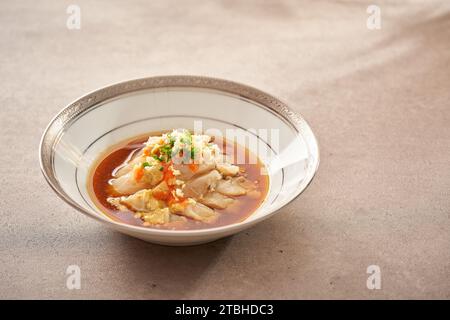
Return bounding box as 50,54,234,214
191,146,197,159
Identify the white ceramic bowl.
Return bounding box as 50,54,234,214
39,76,319,246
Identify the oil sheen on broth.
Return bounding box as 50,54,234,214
89,130,269,230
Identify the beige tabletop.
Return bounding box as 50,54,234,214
0,0,449,299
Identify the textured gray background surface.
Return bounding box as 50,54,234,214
0,0,449,299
